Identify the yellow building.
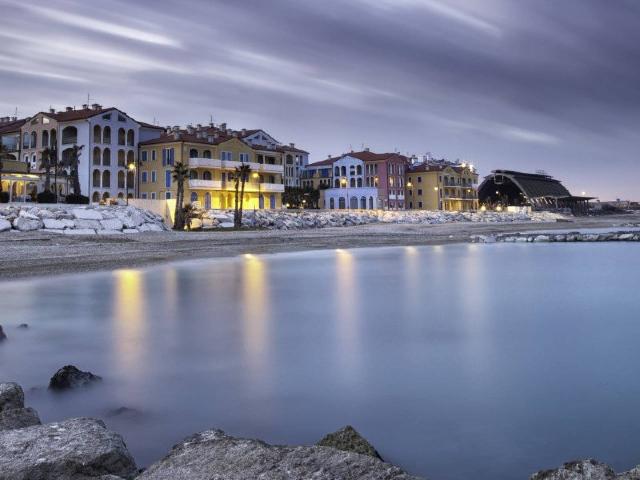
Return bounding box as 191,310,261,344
138,127,284,210
405,163,478,211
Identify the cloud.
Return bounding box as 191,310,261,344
500,127,559,145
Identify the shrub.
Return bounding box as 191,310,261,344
0,192,8,203
36,191,57,204
65,194,90,205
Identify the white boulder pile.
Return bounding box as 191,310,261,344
0,205,167,235
472,231,640,243
196,209,564,230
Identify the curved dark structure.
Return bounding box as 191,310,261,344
478,170,593,214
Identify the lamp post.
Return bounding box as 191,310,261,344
252,172,260,210
126,162,136,205
340,177,348,210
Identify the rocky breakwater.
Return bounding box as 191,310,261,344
196,209,563,230
472,230,640,243
0,205,167,235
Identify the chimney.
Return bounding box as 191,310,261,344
172,125,180,132
196,123,202,129
186,124,194,134
214,132,220,139
365,147,370,152
208,122,214,128
289,142,295,148
82,104,89,109
65,106,73,112
49,108,55,114
207,135,214,143
241,128,247,136
172,132,180,140
220,122,227,132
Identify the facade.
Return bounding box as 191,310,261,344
406,161,478,211
138,125,286,209
0,116,26,161
301,162,333,190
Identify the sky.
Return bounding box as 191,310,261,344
1,0,638,200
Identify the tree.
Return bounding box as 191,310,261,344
171,162,190,230
182,203,197,231
60,145,84,196
233,163,251,229
39,147,56,193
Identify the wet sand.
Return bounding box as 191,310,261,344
0,213,637,281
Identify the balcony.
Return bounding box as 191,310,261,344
189,179,222,190
188,157,283,174
243,182,285,193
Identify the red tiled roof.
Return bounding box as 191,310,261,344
138,130,236,147
408,163,467,174
309,150,409,167
139,121,164,130
0,118,27,135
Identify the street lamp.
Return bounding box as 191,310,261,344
252,172,260,210
340,177,348,210
126,162,136,205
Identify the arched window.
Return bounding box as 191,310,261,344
334,179,340,188
42,130,49,148
357,165,362,175
329,197,335,209
31,131,37,148
286,154,293,165
118,171,125,189
334,166,339,176
338,197,346,209
190,192,198,203
127,129,134,146
117,192,124,199
102,148,111,166
23,132,29,149
127,170,134,188
93,147,101,165
93,125,102,143
103,126,111,143
92,169,101,187
205,192,211,210
369,197,374,209
50,129,57,145
118,128,125,145
61,126,77,145
190,170,198,180
269,194,276,209
357,178,362,187
102,170,111,188
102,192,110,201
126,150,134,167
189,149,198,158
350,178,356,187
350,196,358,209
360,196,366,209
203,171,212,180
118,150,125,167
341,166,346,176
203,150,212,159
92,191,100,203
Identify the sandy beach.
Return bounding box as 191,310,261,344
1,213,637,281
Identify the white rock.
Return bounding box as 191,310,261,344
219,222,235,228
18,210,40,220
63,229,96,235
188,219,203,230
13,217,43,231
0,219,11,232
72,208,103,220
97,230,123,235
42,219,67,230
123,229,139,234
138,223,163,232
74,219,102,230
100,219,124,231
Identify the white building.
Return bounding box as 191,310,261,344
319,154,379,209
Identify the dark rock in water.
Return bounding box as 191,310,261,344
0,417,138,479
17,323,29,329
0,325,6,341
49,365,102,390
0,407,41,431
528,459,640,479
0,382,24,412
317,425,383,460
137,429,421,480
105,406,142,419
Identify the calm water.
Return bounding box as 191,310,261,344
1,243,640,479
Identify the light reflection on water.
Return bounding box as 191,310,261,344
1,243,640,480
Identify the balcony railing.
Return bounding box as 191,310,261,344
189,157,283,174
189,179,284,193
189,179,223,190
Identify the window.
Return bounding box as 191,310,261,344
203,150,211,159
418,176,422,183
190,170,198,180
239,153,249,163
418,189,422,195
118,128,126,145
141,151,148,162
190,192,198,202
334,166,339,176
203,171,212,180
118,114,126,122
165,170,171,188
142,172,148,183
151,192,156,200
31,131,37,148
141,193,148,199
118,171,125,189
151,171,157,183
42,130,49,147
92,169,101,187
93,147,101,165
127,129,134,146
102,114,111,120
118,150,125,167
356,165,362,175
93,125,101,143
162,148,174,166
151,150,156,161
165,191,171,199
189,149,198,158
103,126,111,144
102,170,111,188
418,201,423,208
102,148,111,166
221,151,232,161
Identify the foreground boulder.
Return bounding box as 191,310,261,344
49,365,102,390
0,383,23,412
0,417,137,479
138,429,421,480
317,425,383,460
0,383,41,432
531,459,640,479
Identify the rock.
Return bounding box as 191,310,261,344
100,219,124,231
0,417,137,479
105,407,141,420
188,218,203,230
18,323,28,329
0,325,5,342
12,216,43,231
317,425,383,460
43,218,68,230
122,229,139,234
534,235,551,242
0,219,11,232
138,429,420,480
0,407,41,431
219,221,234,228
64,228,96,235
530,459,615,479
49,365,102,391
72,208,104,220
618,466,640,479
138,223,163,232
0,383,24,412
75,219,102,230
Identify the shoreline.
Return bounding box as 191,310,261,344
1,213,638,281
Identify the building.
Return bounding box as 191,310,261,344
137,124,287,209
478,170,593,214
18,104,163,202
0,158,40,202
406,160,479,211
0,116,26,161
301,162,333,190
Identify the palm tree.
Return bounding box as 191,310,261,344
171,162,190,231
60,144,84,196
233,163,251,229
39,147,55,193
